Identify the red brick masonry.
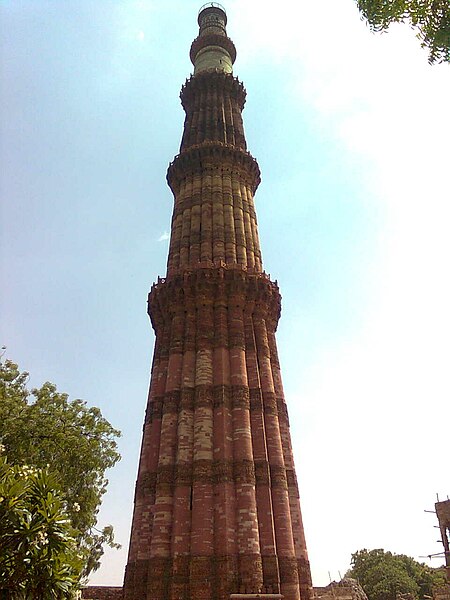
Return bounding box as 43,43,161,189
81,587,123,600
82,590,284,600
122,6,313,600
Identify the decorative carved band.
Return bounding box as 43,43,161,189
234,459,255,484
238,553,264,590
172,554,190,584
163,389,180,415
181,387,195,411
135,471,157,499
145,556,172,580
297,556,313,587
278,556,300,584
125,552,302,595
125,553,300,598
193,458,214,482
213,384,232,409
145,396,163,423
276,397,289,422
215,554,239,589
232,385,250,410
167,143,260,195
194,385,214,409
146,388,289,425
189,555,214,581
141,458,291,487
147,387,286,426
250,388,264,411
181,70,245,110
254,460,270,485
213,459,234,483
286,468,298,490
123,559,149,600
263,391,277,414
175,462,193,485
157,463,175,487
270,464,288,489
261,554,281,589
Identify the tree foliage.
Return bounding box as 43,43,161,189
356,0,450,64
0,358,122,579
347,549,447,600
0,455,83,598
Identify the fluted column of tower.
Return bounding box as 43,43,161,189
123,5,313,600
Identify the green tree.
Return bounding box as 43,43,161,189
0,358,121,578
356,0,450,64
0,454,83,598
347,549,446,600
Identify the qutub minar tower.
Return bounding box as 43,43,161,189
123,4,313,600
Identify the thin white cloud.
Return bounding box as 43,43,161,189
157,231,169,242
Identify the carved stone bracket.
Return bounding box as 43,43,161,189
167,143,260,195
181,70,245,109
149,269,280,335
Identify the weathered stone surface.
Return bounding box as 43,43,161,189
123,6,312,600
81,587,122,600
315,578,369,600
435,500,450,582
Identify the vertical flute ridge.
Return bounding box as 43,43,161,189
124,5,313,600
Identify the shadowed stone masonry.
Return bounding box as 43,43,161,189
122,4,313,599
435,500,450,583
81,587,122,600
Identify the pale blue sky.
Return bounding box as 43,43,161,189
1,0,449,587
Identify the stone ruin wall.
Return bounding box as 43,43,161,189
81,587,122,600
434,586,450,600
315,578,368,600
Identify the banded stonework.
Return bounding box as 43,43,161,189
123,4,313,600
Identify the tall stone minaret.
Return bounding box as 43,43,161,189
123,5,313,600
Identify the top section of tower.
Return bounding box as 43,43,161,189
190,3,236,75
198,3,227,28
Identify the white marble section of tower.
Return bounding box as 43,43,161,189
193,3,234,74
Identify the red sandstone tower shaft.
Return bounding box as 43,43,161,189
123,5,313,600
